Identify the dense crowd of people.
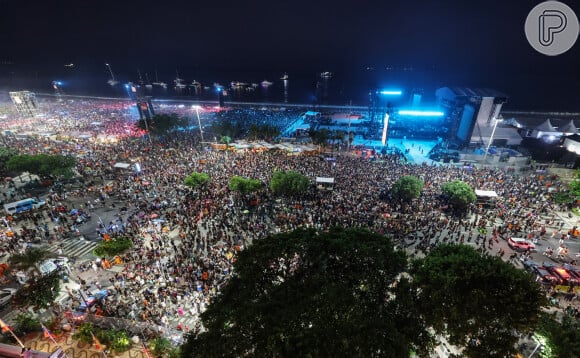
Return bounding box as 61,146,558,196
1,96,579,336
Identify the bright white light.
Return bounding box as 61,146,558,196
379,90,402,95
398,110,444,117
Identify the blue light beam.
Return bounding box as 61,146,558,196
398,110,444,117
379,90,402,95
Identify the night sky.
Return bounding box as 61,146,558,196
1,0,579,110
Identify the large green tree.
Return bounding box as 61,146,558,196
184,172,210,189
411,244,547,358
0,146,18,176
136,114,187,135
9,246,55,275
228,176,262,195
6,154,76,178
536,313,580,358
391,175,424,202
269,170,310,196
183,227,433,357
441,180,477,211
12,270,61,309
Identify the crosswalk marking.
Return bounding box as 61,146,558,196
49,240,97,259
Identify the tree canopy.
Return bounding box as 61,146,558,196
391,175,424,202
184,172,210,189
6,154,76,178
441,180,477,210
248,124,280,141
12,270,61,309
410,244,546,358
0,146,18,176
269,170,310,196
536,313,580,358
228,176,262,195
183,227,433,357
136,114,188,135
9,247,55,274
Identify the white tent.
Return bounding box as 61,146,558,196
475,190,498,198
114,162,131,169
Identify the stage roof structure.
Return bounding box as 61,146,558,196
534,119,558,132
559,120,578,134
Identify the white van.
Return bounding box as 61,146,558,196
3,198,45,214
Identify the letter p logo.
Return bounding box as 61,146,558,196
539,10,567,46
525,1,579,56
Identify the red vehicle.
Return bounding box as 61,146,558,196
508,237,536,252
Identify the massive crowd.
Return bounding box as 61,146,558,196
1,97,579,335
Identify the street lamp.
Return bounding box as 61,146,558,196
192,105,204,144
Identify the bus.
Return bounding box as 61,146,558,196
3,198,45,214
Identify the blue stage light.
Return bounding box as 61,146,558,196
398,110,444,117
379,90,402,95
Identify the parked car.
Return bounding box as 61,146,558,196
508,237,536,252
0,288,17,307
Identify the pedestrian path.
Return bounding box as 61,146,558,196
50,239,97,259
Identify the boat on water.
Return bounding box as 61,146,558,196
105,63,118,86
320,71,333,79
174,70,187,90
144,73,153,89
261,80,273,87
152,70,167,89
281,73,289,80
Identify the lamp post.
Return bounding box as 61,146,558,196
192,105,204,144
483,117,501,163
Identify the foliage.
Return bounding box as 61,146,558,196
228,176,262,194
136,113,188,135
149,336,173,357
248,124,280,141
0,146,18,176
553,191,575,205
12,313,42,336
184,172,210,189
410,244,547,358
74,323,132,353
536,313,580,358
12,270,61,309
269,170,310,196
73,322,96,344
93,236,133,257
183,227,433,357
391,175,424,202
441,180,477,210
6,154,76,178
9,246,55,274
219,136,232,145
211,118,243,139
308,128,330,146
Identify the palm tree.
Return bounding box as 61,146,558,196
9,246,56,275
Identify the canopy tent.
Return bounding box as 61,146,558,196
475,190,498,198
534,119,557,132
559,120,578,135
113,162,131,169
316,177,335,190
316,177,335,184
